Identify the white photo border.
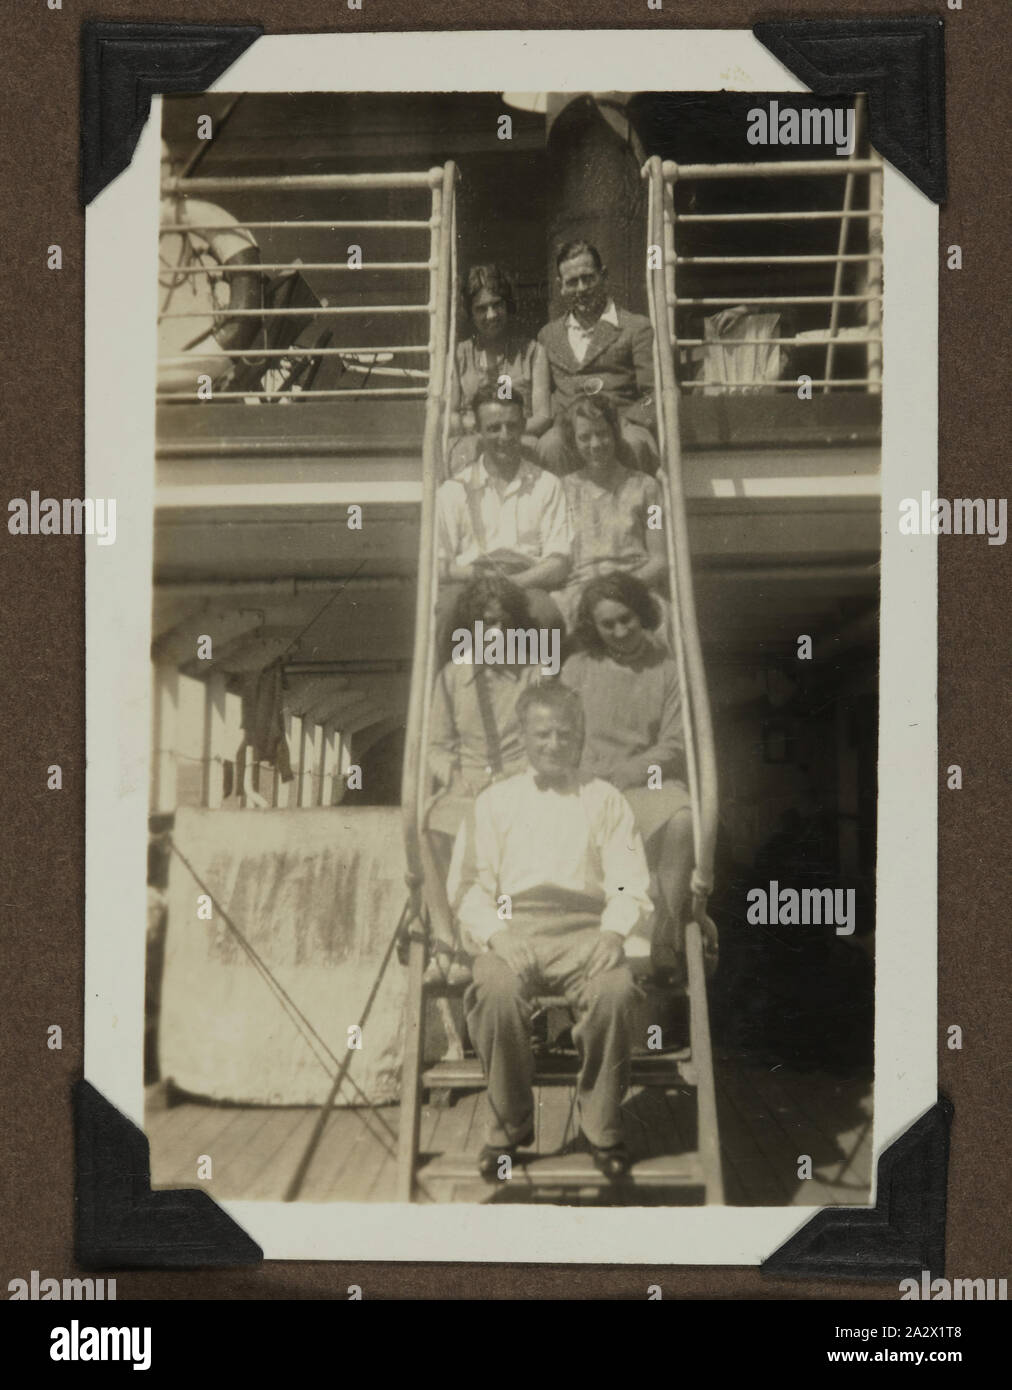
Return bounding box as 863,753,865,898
85,29,937,1265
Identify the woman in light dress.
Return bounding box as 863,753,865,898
563,571,693,977
551,395,668,633
446,264,551,473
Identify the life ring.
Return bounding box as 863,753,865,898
157,195,264,397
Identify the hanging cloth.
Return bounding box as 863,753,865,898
234,659,294,803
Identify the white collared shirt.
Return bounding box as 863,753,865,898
436,455,571,570
565,299,620,364
447,769,653,945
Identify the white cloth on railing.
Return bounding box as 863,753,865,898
692,307,783,395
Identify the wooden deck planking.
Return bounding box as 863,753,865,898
769,1068,873,1197
150,1104,273,1190
184,1108,295,1197
419,1091,482,1158
713,1069,799,1206
241,1111,319,1201
144,1058,872,1207
147,1096,236,1154
744,1064,872,1200
738,1066,849,1207
729,1066,841,1206
447,1092,492,1203
418,1091,485,1203
295,1110,386,1205
298,1108,392,1203
316,1100,400,1200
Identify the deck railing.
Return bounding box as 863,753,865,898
654,149,883,396
398,161,458,920
646,154,732,1201
157,169,448,404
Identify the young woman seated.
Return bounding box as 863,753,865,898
562,571,694,979
550,396,668,633
447,263,551,474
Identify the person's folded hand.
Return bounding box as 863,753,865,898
582,930,626,983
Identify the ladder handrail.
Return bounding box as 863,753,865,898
643,155,719,907
400,162,458,916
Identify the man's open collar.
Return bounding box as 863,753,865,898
464,454,541,496
565,299,620,333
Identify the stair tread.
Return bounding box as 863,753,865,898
423,1051,694,1088
420,1150,706,1187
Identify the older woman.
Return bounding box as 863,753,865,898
424,575,543,982
447,264,551,473
551,396,668,632
562,571,693,977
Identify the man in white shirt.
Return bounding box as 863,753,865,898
536,240,659,475
436,384,570,647
448,682,652,1179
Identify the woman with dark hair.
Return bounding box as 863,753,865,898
551,395,668,631
447,263,551,472
424,574,544,982
563,571,694,976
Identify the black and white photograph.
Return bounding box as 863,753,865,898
83,30,938,1264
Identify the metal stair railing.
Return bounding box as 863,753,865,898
396,161,459,1202
643,155,720,924
400,160,458,928
644,156,724,1203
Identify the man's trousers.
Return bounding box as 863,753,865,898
464,919,642,1150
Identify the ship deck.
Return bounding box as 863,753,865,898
145,1050,873,1207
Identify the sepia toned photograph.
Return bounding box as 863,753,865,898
81,29,939,1264
144,84,881,1210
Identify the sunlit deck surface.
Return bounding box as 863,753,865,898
145,1051,873,1206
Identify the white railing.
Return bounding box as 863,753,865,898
654,149,883,397
646,154,727,1202
151,163,460,828
157,168,448,404
399,161,458,919
643,156,721,920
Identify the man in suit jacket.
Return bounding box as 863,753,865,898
536,240,659,475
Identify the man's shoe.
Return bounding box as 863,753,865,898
477,1126,535,1181
589,1141,632,1181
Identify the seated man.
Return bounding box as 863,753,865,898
536,240,659,475
435,384,570,652
447,682,652,1181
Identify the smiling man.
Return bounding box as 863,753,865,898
435,383,570,652
447,681,652,1181
536,240,659,475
